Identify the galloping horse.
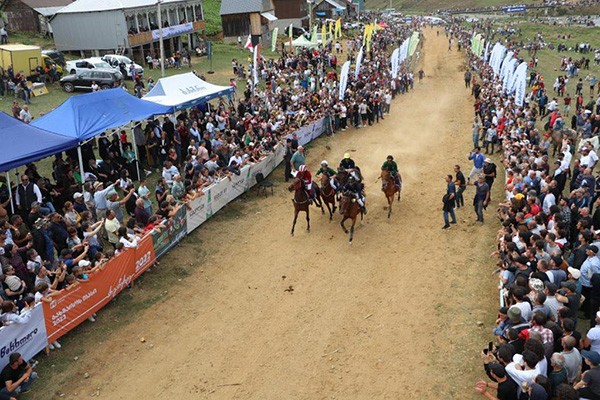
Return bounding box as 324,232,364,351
336,168,362,199
339,193,363,243
288,177,310,236
319,174,337,220
380,170,402,219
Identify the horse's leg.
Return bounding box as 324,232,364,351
340,216,349,234
397,188,401,202
306,207,310,232
291,209,298,236
387,195,393,219
324,200,333,221
349,217,356,243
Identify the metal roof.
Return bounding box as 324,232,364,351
220,0,273,16
55,0,190,14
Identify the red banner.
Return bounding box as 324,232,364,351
43,235,156,342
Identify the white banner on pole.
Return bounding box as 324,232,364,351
339,61,351,100
0,305,48,369
499,51,514,81
354,46,364,79
391,48,400,78
483,41,491,62
513,62,528,105
503,58,519,91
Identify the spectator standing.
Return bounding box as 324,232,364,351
442,174,457,229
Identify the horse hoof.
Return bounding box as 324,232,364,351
349,240,353,245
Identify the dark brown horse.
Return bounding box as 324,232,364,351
288,177,310,236
339,194,363,243
380,170,402,219
319,174,337,220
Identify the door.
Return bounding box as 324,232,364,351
28,57,38,76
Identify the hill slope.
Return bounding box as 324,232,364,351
367,0,538,12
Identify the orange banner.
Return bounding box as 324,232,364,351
43,235,156,342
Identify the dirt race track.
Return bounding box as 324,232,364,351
53,29,501,399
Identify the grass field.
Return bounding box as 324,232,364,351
491,20,600,104
367,0,539,12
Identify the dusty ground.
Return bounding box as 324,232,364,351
38,30,502,399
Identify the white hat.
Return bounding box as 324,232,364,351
321,160,328,165
567,267,581,280
73,192,83,199
79,260,91,267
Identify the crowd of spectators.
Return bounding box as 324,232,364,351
446,20,600,399
0,16,423,396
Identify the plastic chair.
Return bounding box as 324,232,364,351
255,173,273,197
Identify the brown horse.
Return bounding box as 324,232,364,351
380,170,402,218
319,174,337,220
288,177,310,236
339,194,363,243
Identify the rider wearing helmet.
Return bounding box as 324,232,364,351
339,153,360,181
297,164,316,203
339,153,356,171
342,175,367,214
381,155,401,188
316,160,339,191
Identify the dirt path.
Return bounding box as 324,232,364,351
48,29,500,399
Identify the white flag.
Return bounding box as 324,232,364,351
391,48,400,78
339,60,351,100
354,46,364,79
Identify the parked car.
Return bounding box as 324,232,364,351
65,58,121,76
101,54,144,79
42,49,65,67
59,69,122,93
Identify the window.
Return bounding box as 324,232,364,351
92,71,108,79
80,71,93,78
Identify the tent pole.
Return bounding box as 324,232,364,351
130,122,142,181
77,145,86,196
5,171,14,214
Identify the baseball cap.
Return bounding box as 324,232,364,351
561,281,577,292
582,350,600,366
589,245,599,254
567,267,581,280
79,260,91,268
507,307,522,322
73,192,83,199
344,153,350,159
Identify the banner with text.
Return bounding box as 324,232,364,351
0,305,47,369
43,235,156,342
151,206,187,258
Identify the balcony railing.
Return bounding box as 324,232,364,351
128,20,206,47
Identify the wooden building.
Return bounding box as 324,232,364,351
0,0,72,34
220,0,277,42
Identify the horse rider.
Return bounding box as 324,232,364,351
342,175,367,214
316,160,339,192
297,165,316,204
381,155,401,188
339,153,360,181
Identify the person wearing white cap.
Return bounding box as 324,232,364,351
316,161,338,192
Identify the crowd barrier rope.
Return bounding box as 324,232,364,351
0,117,327,369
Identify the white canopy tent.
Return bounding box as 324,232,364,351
142,72,235,112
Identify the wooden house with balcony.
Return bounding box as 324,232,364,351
220,0,277,45
50,0,205,60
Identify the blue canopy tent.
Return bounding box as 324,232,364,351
0,112,79,212
0,112,78,172
32,88,171,184
32,88,171,141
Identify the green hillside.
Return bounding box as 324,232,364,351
366,0,539,12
